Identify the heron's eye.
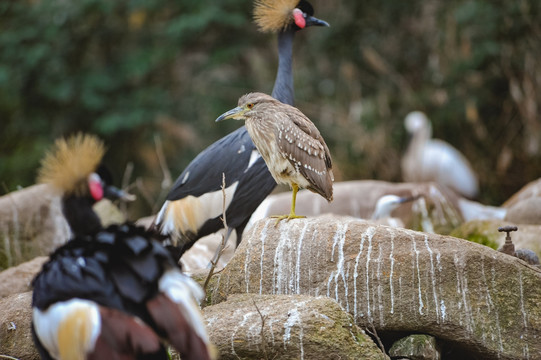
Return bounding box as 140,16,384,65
247,103,254,109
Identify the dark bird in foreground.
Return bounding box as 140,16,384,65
216,92,334,222
153,0,329,257
32,134,214,360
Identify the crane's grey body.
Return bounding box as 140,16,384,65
272,31,295,104
154,1,329,255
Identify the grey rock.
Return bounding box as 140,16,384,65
203,293,388,360
504,197,541,225
503,178,541,208
0,291,39,359
0,256,47,299
389,334,440,360
0,184,70,269
212,215,541,359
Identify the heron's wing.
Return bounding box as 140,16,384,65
275,108,333,200
288,108,333,170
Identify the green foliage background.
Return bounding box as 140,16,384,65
1,0,540,217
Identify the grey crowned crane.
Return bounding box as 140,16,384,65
31,134,215,360
153,0,329,258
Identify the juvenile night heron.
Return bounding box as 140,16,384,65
153,0,329,256
216,92,334,222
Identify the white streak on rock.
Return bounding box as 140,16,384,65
480,257,503,353
326,222,349,307
489,260,504,353
424,235,439,322
388,229,395,314
273,222,293,294
231,311,256,356
365,227,375,321
376,243,384,325
244,222,255,293
412,236,424,315
283,302,307,359
353,226,376,320
295,222,310,294
440,300,446,321
454,252,472,333
518,268,528,330
259,220,271,294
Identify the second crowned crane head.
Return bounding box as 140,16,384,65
254,0,329,33
38,133,108,202
38,133,134,234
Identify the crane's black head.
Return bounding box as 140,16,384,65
254,0,329,33
38,133,134,235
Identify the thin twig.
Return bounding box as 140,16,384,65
252,297,269,360
202,173,229,298
120,162,134,215
0,355,21,360
135,178,156,212
154,134,172,190
220,173,228,229
151,134,175,213
365,322,385,353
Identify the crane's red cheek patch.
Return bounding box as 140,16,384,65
89,180,104,201
293,9,306,29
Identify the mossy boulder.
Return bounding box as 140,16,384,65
0,184,70,270
389,334,440,360
203,293,388,359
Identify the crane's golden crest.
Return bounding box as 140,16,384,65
254,0,299,32
38,133,106,196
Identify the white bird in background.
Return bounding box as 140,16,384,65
401,111,479,198
370,194,421,227
371,194,420,220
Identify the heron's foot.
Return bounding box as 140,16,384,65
271,213,306,226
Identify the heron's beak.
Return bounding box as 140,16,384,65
216,106,246,122
104,184,136,202
305,15,330,28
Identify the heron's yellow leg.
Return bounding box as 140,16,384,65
271,183,306,225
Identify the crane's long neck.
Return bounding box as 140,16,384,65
271,30,295,106
62,196,103,236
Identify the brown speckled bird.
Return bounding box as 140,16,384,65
216,92,333,222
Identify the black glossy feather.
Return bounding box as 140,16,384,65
166,126,268,200
161,126,276,254
32,224,177,315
